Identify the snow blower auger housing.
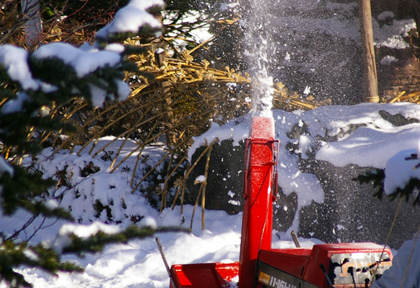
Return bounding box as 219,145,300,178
167,117,393,288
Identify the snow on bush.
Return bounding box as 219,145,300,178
0,45,39,91
384,148,420,196
29,138,167,226
96,0,165,41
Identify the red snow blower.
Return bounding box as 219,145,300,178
161,116,393,288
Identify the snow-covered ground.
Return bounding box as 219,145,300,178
1,207,322,288
2,103,420,288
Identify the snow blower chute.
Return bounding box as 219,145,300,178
165,116,393,288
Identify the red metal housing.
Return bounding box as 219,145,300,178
239,117,278,288
170,262,239,288
257,243,392,288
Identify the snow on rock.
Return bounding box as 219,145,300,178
317,124,420,168
314,103,420,168
188,116,251,160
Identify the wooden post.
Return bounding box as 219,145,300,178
358,0,379,103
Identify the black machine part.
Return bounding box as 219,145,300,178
328,252,392,286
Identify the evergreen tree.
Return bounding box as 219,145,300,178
0,1,184,287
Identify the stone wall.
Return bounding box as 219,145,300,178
377,47,420,100
186,106,420,249
298,160,419,248
187,141,419,249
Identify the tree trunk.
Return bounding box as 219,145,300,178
358,0,379,103
21,0,42,48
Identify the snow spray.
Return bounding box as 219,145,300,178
241,0,277,118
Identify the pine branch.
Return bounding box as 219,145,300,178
0,240,83,288
353,168,420,206
353,168,385,200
